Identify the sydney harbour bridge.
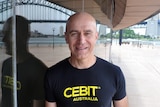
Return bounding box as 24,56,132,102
0,0,75,23
0,0,78,48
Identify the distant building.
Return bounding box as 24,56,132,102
98,24,110,37
146,14,160,38
130,24,146,35
59,26,64,36
130,14,160,38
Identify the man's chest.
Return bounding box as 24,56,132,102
53,72,116,106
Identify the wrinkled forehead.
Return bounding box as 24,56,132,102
70,21,96,32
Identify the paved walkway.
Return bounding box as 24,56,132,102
0,43,160,107
111,44,160,107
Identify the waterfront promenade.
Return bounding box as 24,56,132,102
111,44,160,107
0,43,160,107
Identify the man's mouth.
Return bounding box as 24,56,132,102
76,47,87,51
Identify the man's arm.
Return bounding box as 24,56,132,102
113,96,128,107
33,100,45,107
45,101,57,107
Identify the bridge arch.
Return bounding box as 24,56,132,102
0,0,75,23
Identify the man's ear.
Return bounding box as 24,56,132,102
96,32,99,40
64,32,68,44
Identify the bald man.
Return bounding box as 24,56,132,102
44,12,128,107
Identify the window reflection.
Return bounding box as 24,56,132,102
1,15,47,107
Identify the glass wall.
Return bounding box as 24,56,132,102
0,0,15,106
0,0,111,107
0,0,104,107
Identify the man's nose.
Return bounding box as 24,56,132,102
78,34,86,44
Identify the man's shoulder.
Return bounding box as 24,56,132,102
2,57,12,66
97,57,118,67
45,58,69,79
27,54,46,66
96,57,121,72
47,58,69,72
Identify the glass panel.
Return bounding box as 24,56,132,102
1,1,73,107
0,0,14,107
110,14,160,107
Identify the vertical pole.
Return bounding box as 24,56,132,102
82,0,84,12
53,28,55,48
108,0,114,63
109,29,113,62
12,0,17,107
119,29,123,46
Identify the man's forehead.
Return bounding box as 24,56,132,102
69,21,96,30
68,25,94,32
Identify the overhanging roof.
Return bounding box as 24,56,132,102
47,0,160,31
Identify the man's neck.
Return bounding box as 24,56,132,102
69,55,96,69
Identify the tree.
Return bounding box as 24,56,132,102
123,28,135,39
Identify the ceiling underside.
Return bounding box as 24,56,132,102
47,0,160,31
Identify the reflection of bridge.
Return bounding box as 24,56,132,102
0,0,75,23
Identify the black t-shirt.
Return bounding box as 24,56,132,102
1,54,47,107
45,57,126,107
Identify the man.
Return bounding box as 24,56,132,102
44,12,128,107
1,15,47,107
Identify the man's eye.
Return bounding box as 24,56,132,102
85,32,91,35
70,32,79,37
84,32,92,37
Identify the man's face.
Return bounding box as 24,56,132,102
2,22,12,55
65,15,98,60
